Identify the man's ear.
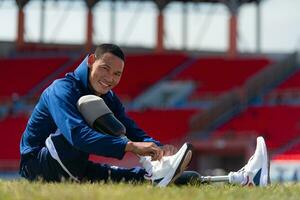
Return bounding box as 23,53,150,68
88,54,96,67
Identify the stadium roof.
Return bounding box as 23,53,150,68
16,0,263,10
17,0,262,5
14,0,264,55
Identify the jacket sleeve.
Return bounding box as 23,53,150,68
111,94,162,146
44,83,128,159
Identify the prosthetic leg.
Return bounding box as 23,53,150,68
173,172,229,185
180,136,269,186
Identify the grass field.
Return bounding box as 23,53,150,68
1,180,300,200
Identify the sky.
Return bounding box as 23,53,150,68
0,0,300,53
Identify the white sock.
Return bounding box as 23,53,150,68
228,171,247,185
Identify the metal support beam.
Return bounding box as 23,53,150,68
17,8,25,48
84,0,100,51
229,14,238,57
15,0,30,49
110,0,116,43
156,10,164,53
155,0,169,53
182,2,188,50
256,0,261,53
86,8,93,51
40,0,46,43
225,0,240,58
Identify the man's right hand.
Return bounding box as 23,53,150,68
125,141,163,161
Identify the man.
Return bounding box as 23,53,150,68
19,44,193,186
19,44,269,187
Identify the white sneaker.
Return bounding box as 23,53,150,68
140,143,193,187
229,136,269,186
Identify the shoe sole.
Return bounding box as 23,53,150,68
257,136,269,186
157,143,193,187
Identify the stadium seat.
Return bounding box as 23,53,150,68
174,57,271,99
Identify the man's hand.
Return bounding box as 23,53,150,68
161,144,177,156
125,141,163,161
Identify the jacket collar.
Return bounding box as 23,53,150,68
74,55,89,92
73,55,113,97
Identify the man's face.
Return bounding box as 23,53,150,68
88,52,124,96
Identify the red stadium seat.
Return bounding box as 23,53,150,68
113,53,188,101
0,57,69,98
174,57,271,99
127,108,199,143
273,139,300,161
0,115,28,161
214,105,300,151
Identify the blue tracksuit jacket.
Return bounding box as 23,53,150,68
20,56,161,177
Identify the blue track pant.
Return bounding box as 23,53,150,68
19,147,147,183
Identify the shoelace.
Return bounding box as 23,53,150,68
237,155,254,172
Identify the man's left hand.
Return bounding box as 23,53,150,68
161,144,177,156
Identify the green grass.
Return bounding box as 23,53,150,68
1,180,300,200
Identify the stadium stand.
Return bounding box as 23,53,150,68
0,57,69,98
276,69,300,91
173,57,271,100
213,105,300,151
31,56,86,96
273,142,300,160
264,68,300,104
0,114,28,170
1,50,298,179
127,108,199,143
113,53,189,101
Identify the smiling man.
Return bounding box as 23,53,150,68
19,44,193,185
88,50,123,96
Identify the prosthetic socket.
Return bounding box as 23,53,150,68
77,95,126,137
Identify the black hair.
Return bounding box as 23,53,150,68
94,44,125,61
